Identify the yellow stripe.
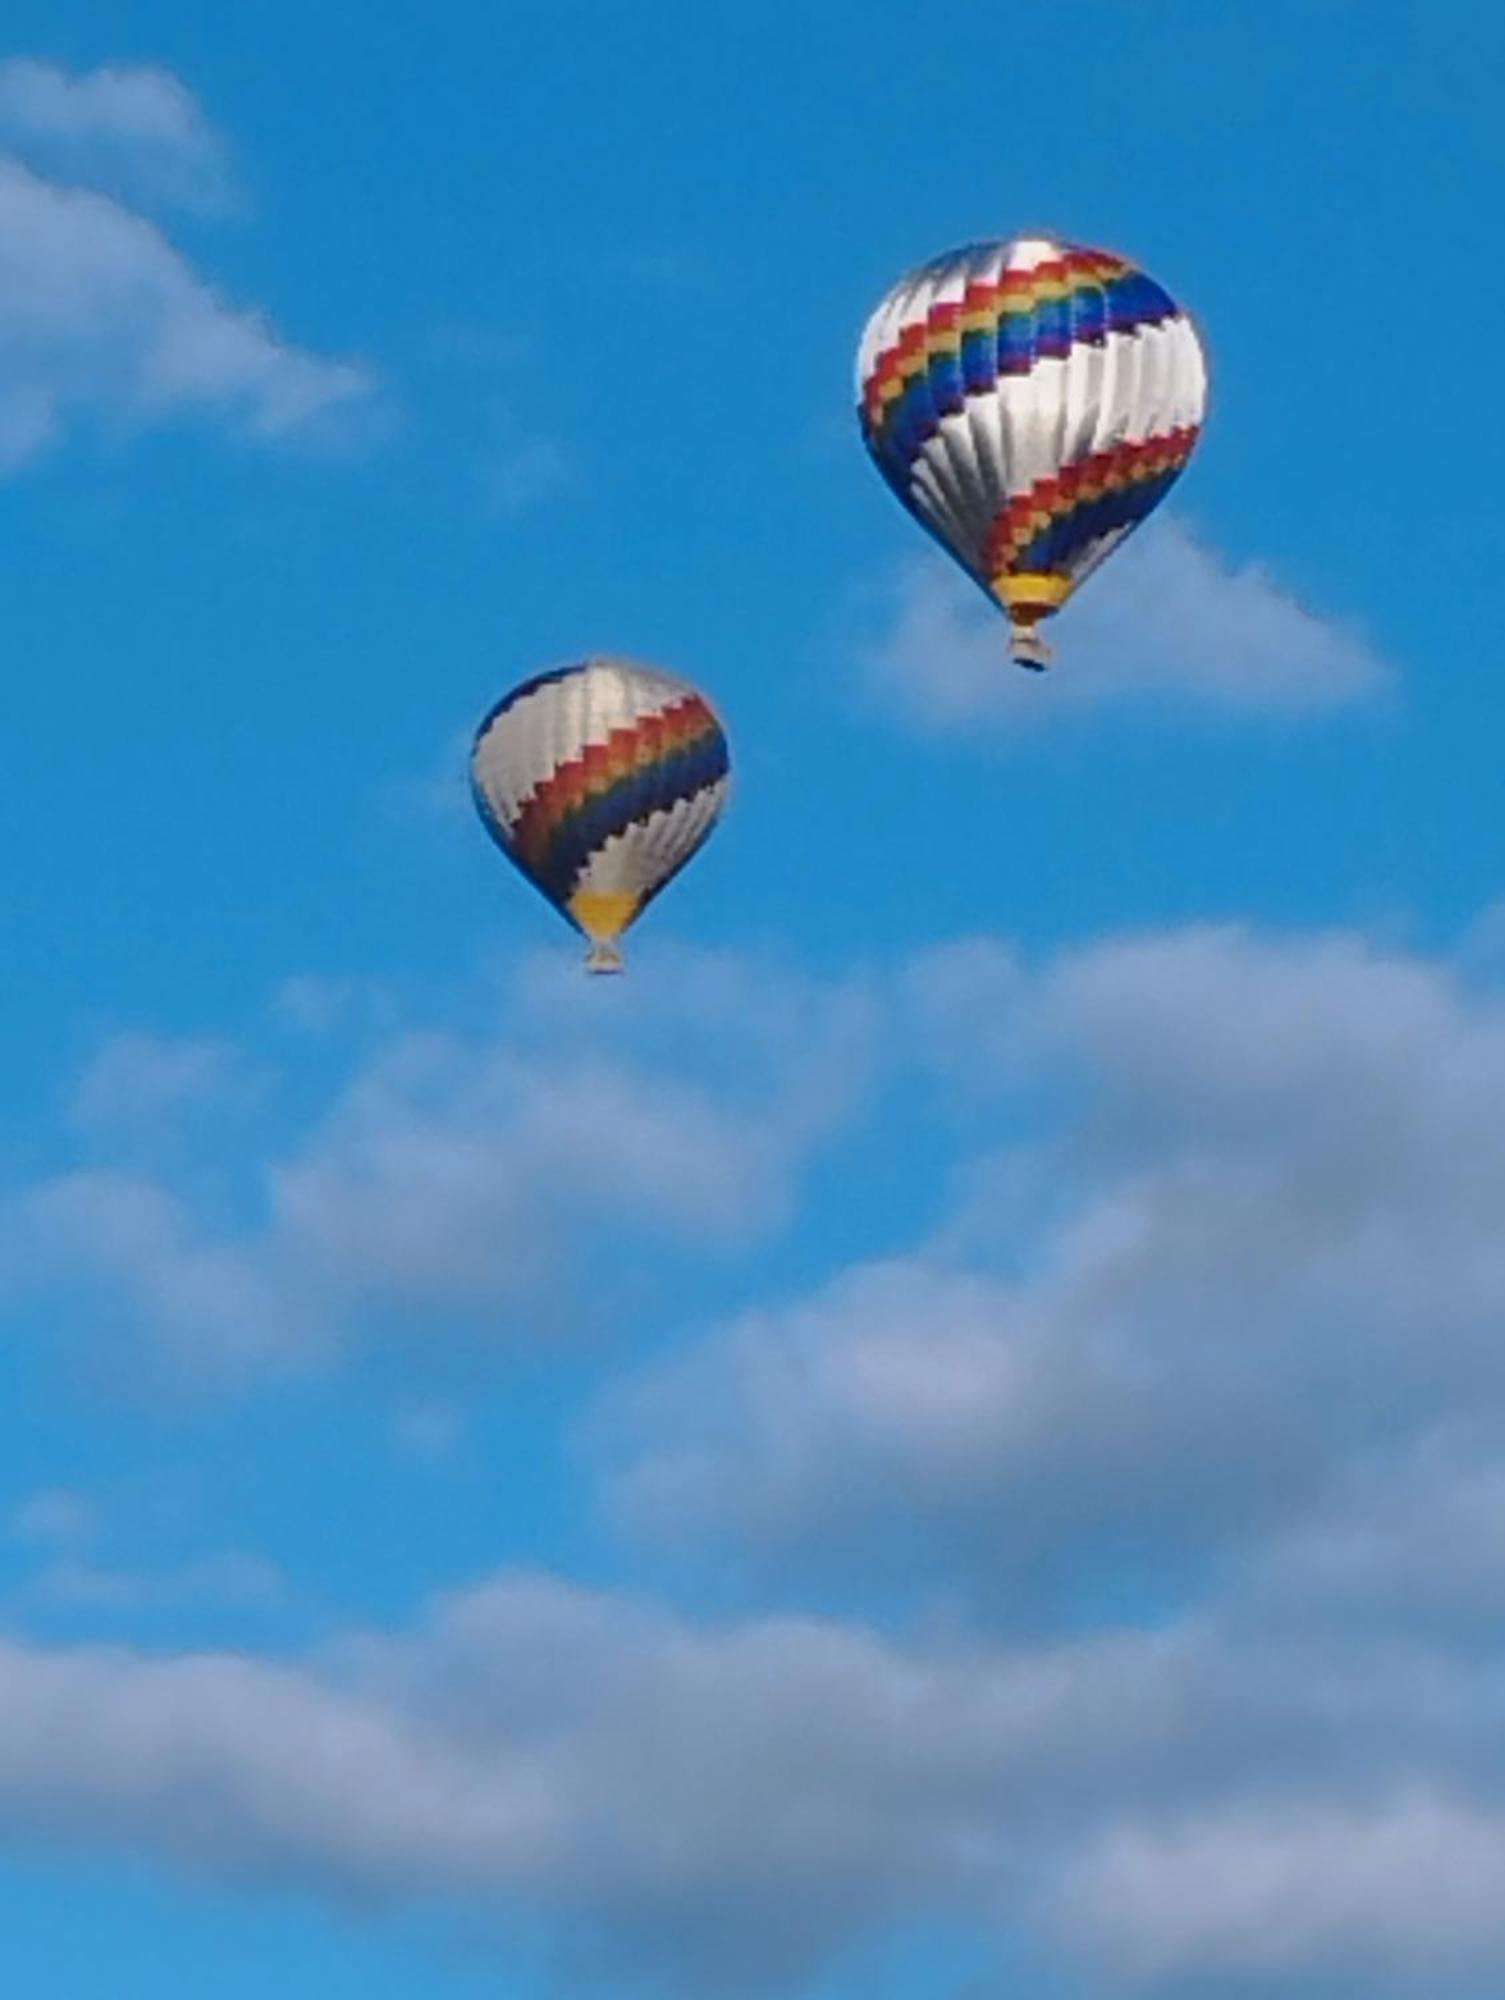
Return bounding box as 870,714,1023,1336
568,889,641,941
992,572,1072,611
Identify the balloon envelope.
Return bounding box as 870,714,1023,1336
857,235,1207,668
471,656,730,971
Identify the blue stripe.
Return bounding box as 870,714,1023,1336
530,728,730,910
1014,463,1186,575
1070,281,1106,346
1034,297,1070,359
929,353,965,416
994,315,1034,375
869,292,1185,481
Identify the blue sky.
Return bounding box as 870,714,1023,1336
1,4,1504,1995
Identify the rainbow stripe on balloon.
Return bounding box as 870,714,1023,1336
499,693,728,916
984,425,1201,584
859,247,1179,481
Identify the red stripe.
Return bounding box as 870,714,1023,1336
983,426,1200,576
511,696,715,863
862,255,1143,408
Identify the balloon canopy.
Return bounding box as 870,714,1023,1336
471,656,730,972
857,235,1207,668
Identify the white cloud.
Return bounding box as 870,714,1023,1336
0,1572,1496,1994
859,518,1389,726
1246,1433,1505,1639
0,58,233,212
4,1168,304,1373
0,1576,1018,1980
32,1551,287,1616
481,432,578,517
8,925,1505,1992
0,948,874,1378
70,1031,248,1131
1061,1793,1505,1987
10,1489,96,1549
0,146,372,467
268,950,871,1327
601,925,1505,1620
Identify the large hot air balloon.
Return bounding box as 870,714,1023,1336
470,656,730,973
857,235,1207,669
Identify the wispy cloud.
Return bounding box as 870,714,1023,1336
0,57,234,213
476,400,581,517
480,432,578,516
858,517,1390,727
9,1489,96,1550
69,1031,251,1132
0,62,374,468
31,1551,287,1616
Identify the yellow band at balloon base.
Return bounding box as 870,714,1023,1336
992,570,1072,614
568,889,640,974
993,572,1069,671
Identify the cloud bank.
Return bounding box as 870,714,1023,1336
7,916,1505,1989
606,927,1505,1614
0,1565,1500,1996
1,948,874,1378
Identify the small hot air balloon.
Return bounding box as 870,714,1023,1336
857,235,1207,669
471,656,730,973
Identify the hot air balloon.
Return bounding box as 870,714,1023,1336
856,235,1207,669
471,656,730,973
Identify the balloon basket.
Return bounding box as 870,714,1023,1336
1010,627,1052,672
583,939,626,975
